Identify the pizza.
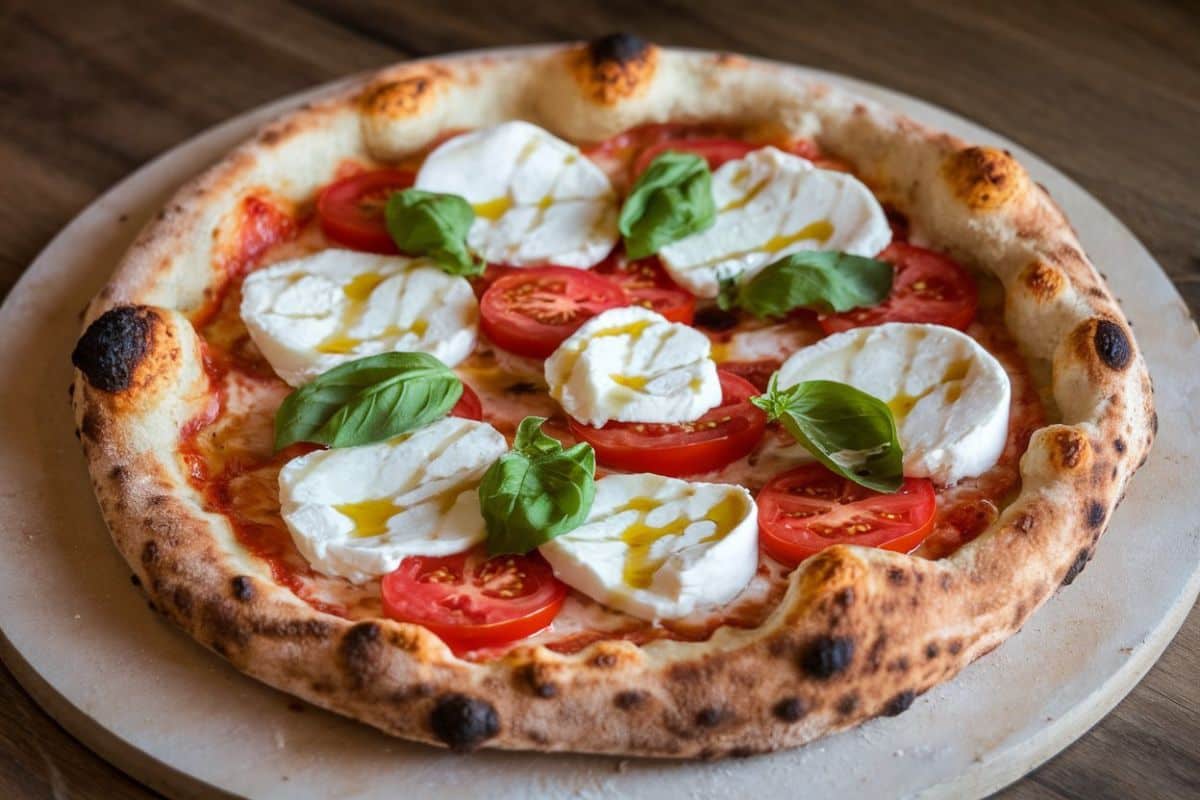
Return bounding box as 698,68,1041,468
68,35,1155,758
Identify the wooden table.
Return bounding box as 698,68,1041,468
1,1,1196,797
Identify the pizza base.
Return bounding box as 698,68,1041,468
69,35,1155,757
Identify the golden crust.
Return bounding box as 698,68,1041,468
71,38,1155,758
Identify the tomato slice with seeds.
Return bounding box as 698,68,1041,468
819,242,978,333
594,252,695,324
316,169,414,253
480,266,629,359
450,383,483,421
757,464,937,567
381,548,566,652
568,370,767,477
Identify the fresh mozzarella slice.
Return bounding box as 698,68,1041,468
539,473,758,621
278,418,507,583
544,306,721,427
658,147,892,298
240,249,477,386
414,120,618,268
776,322,1011,484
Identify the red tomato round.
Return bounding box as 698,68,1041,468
480,266,629,359
594,252,695,324
757,464,937,566
819,242,978,334
316,169,414,253
450,383,483,421
632,138,757,176
381,548,566,651
568,371,767,477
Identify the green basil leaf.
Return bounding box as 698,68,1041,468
618,151,716,259
479,416,596,555
751,376,903,492
384,188,484,277
274,352,462,450
733,251,893,318
715,275,740,312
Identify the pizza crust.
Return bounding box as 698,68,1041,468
70,34,1155,757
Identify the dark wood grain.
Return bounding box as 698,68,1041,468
0,1,1196,797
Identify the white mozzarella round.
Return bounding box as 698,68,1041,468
539,473,758,621
278,418,508,583
544,306,721,427
658,147,892,298
240,249,478,386
414,120,618,268
776,322,1011,484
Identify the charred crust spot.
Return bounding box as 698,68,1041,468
695,707,730,728
614,690,646,710
1021,261,1065,300
941,146,1023,210
141,540,158,566
1113,437,1127,454
587,33,649,66
172,586,193,616
1151,411,1159,436
800,635,855,679
532,682,559,699
694,306,739,331
882,690,916,717
590,652,618,668
339,622,383,688
948,639,963,656
836,692,860,716
129,574,141,587
80,409,104,441
773,697,807,723
1062,548,1091,586
925,641,940,660
361,68,445,119
231,576,254,602
108,465,128,481
430,694,500,752
834,587,855,608
259,128,281,146
1056,430,1086,469
939,573,954,591
71,305,155,393
728,746,757,759
887,656,911,673
1093,319,1132,370
886,567,907,586
1086,500,1106,529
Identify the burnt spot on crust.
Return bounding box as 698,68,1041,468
772,697,807,723
881,690,916,717
948,639,963,656
141,540,158,566
925,641,940,660
1086,500,1106,529
886,567,907,586
590,652,618,668
532,682,559,699
571,33,659,105
231,575,254,602
338,622,383,688
941,146,1024,210
129,574,141,587
71,305,155,393
1062,548,1092,586
588,33,649,66
695,707,731,728
1113,437,1127,454
836,692,860,715
800,635,855,679
360,65,448,120
614,690,647,710
430,694,500,752
1093,319,1132,370
1050,429,1089,471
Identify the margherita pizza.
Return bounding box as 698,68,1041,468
69,36,1155,757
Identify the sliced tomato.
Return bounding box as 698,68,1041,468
716,359,780,393
450,383,483,421
480,266,629,359
819,242,978,334
632,138,757,176
316,169,415,253
757,464,936,566
569,370,767,477
381,548,566,652
594,252,695,324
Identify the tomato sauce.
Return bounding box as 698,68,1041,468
177,125,1047,659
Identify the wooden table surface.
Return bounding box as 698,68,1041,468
1,1,1196,797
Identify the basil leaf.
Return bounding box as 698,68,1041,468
274,352,462,450
479,417,596,555
752,376,903,492
384,188,483,277
731,251,893,318
618,151,716,259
